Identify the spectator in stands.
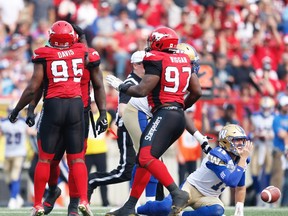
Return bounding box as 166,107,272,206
75,0,97,30
29,0,55,28
211,103,239,137
111,0,137,20
0,0,25,34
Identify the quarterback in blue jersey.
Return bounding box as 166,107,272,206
137,124,253,216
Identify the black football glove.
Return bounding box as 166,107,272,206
95,110,108,136
26,105,36,127
8,108,20,123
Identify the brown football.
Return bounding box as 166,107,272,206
260,186,281,203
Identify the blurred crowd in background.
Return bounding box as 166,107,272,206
1,0,288,209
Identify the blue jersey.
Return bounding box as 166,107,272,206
272,113,288,152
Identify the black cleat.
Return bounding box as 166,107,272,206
105,206,139,216
168,190,189,216
68,198,79,216
43,187,62,215
68,212,79,216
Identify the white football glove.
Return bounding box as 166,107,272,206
193,130,212,154
106,74,123,91
234,202,244,216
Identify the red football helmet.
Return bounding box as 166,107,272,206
48,20,75,48
147,26,179,51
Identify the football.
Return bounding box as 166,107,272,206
260,186,281,203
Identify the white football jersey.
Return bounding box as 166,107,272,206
0,118,27,157
250,112,274,145
186,157,227,197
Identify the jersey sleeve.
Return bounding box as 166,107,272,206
32,46,50,63
206,148,246,188
87,48,101,69
143,51,162,76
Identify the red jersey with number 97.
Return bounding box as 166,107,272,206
32,43,87,99
81,48,101,108
143,50,192,110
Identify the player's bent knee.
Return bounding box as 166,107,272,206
208,204,224,216
138,146,155,167
67,153,85,165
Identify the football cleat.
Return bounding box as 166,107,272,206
68,197,79,216
68,212,80,216
31,205,45,216
78,201,94,216
169,190,189,216
105,206,139,216
43,186,62,214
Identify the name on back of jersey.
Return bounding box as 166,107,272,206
57,49,75,58
169,57,188,63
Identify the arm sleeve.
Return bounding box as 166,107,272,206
206,162,245,188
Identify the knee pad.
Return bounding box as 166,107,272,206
138,146,155,167
67,153,85,165
208,204,224,216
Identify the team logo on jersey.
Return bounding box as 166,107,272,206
152,32,169,41
92,51,99,56
145,52,155,57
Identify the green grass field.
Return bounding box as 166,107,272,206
0,207,287,216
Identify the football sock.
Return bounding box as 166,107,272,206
68,172,79,197
181,204,224,216
69,161,88,202
145,175,158,201
34,161,51,206
48,160,60,187
10,180,20,198
124,196,138,209
146,159,174,187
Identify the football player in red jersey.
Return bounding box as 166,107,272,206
106,27,202,216
8,21,93,216
25,25,108,216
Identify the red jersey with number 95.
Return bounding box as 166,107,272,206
32,43,87,99
143,50,192,110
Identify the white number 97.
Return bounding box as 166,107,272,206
164,66,191,93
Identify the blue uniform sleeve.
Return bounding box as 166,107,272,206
237,171,245,187
206,162,245,188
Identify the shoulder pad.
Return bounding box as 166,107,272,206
209,147,230,164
